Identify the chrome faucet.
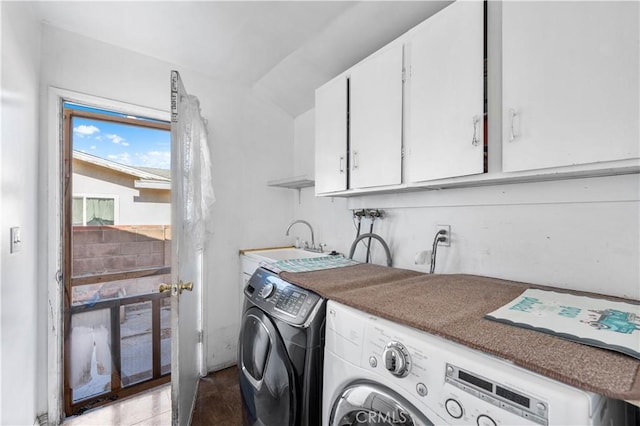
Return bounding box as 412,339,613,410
348,233,392,267
285,220,317,251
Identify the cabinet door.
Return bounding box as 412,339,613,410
350,44,403,189
315,75,348,194
407,1,484,182
502,1,639,172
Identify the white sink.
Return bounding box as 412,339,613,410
246,248,327,262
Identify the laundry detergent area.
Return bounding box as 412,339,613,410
239,247,639,426
235,1,640,424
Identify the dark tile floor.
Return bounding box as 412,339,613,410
192,366,243,425
63,367,242,425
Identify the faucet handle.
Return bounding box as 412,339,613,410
318,243,327,252
302,241,309,249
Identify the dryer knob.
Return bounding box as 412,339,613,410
258,282,275,299
383,342,411,377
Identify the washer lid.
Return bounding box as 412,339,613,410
330,382,435,426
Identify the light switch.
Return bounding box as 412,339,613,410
10,227,21,253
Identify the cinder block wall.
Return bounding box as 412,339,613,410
71,226,172,302
72,225,171,277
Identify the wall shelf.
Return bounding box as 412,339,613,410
268,175,315,189
268,175,315,203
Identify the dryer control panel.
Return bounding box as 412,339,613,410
244,267,323,326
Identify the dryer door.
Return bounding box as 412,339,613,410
330,383,434,426
239,307,297,425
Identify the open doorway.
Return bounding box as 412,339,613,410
62,102,172,415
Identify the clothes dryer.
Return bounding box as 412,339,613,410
238,267,326,426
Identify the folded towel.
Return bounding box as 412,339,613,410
261,254,360,273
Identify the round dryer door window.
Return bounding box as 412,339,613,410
330,383,434,426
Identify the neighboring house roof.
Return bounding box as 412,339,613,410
137,167,171,180
73,150,171,190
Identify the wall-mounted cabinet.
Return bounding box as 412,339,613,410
502,1,639,172
406,0,485,183
314,0,639,197
315,1,484,196
350,44,404,189
315,44,403,195
315,75,348,194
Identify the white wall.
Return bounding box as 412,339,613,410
1,2,42,424
292,3,640,301
294,172,640,299
38,22,297,418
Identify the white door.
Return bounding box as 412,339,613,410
350,43,403,189
169,70,212,425
406,0,484,182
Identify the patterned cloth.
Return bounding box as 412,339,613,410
261,254,360,274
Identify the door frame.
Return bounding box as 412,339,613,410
45,87,174,423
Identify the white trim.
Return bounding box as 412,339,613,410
45,87,63,425
134,180,171,190
46,87,170,424
55,87,169,122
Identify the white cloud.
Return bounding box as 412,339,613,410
135,150,171,169
121,141,130,147
73,125,100,137
106,134,126,145
90,145,97,150
107,152,131,165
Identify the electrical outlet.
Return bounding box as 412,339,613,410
436,224,450,247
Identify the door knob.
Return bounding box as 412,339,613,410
158,281,193,294
178,281,193,293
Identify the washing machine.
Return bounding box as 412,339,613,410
323,301,629,426
238,267,326,426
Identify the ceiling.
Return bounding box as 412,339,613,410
33,1,452,117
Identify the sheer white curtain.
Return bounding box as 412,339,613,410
173,75,215,250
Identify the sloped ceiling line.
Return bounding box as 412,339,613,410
33,1,452,117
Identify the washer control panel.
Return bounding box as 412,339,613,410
445,364,548,425
359,306,554,426
244,267,322,326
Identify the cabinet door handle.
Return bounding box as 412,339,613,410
472,115,481,146
509,108,518,142
339,156,345,173
353,151,359,169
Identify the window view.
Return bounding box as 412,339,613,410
63,102,173,413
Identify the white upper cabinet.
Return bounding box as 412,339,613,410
315,75,348,194
349,43,404,189
406,0,485,183
502,1,639,172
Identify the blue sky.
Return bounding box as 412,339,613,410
72,116,171,170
